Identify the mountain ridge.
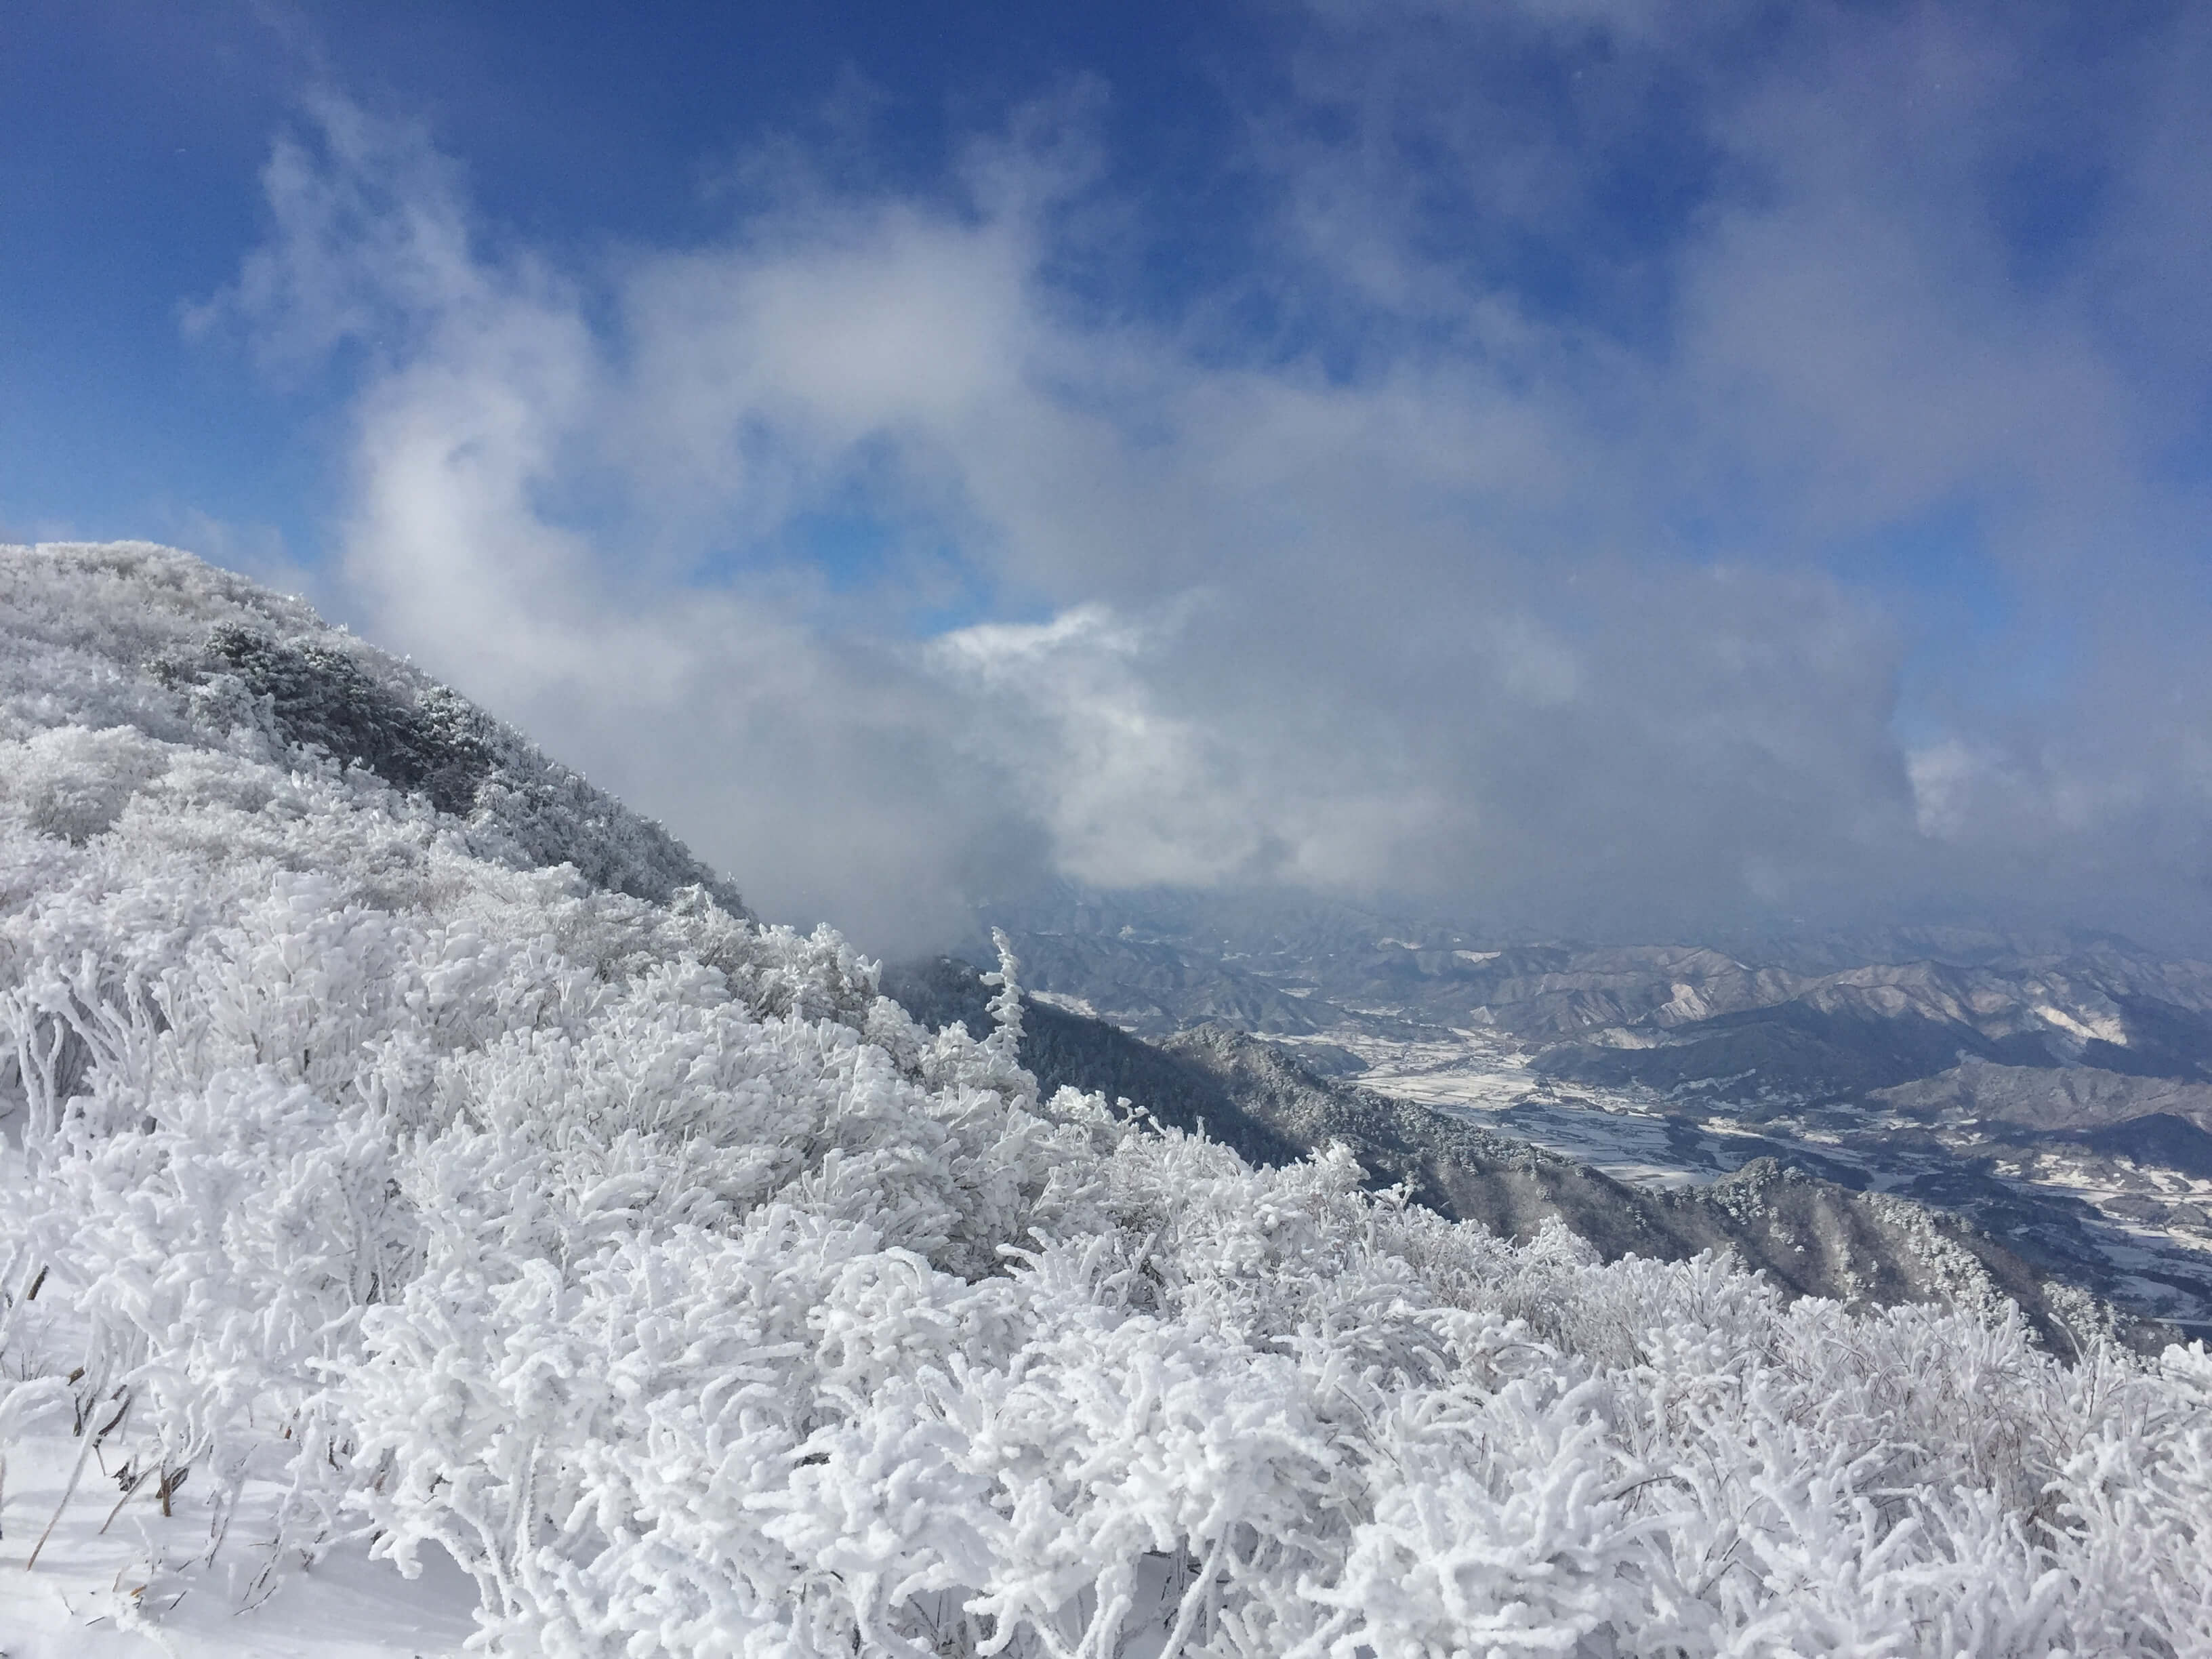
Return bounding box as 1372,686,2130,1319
3,540,747,914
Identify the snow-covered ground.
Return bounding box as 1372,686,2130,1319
0,1425,476,1658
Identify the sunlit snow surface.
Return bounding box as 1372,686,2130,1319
0,1425,477,1658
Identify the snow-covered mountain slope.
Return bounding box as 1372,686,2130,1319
1,541,746,913
3,543,2211,1657
969,887,2212,1339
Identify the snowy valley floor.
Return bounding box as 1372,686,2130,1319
1280,1025,2212,1336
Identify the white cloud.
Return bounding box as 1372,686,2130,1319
929,605,1268,887
926,602,1462,892
186,91,488,377
191,13,2212,953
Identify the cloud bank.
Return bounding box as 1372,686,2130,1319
197,1,2212,955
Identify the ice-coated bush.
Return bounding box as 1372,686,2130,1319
3,540,2209,1656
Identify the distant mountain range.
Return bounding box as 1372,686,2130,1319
884,954,2100,1351
914,886,2212,1340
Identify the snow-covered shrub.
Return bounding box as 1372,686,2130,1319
0,725,172,844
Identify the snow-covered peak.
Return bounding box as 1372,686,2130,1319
1,541,746,913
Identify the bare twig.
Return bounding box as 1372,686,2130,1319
100,1465,154,1535
26,1420,98,1569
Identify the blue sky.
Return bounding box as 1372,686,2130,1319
0,3,1225,553
8,0,2212,952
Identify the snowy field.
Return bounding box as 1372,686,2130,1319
1277,1026,1754,1189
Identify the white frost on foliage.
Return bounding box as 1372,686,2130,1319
1,541,2209,1657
